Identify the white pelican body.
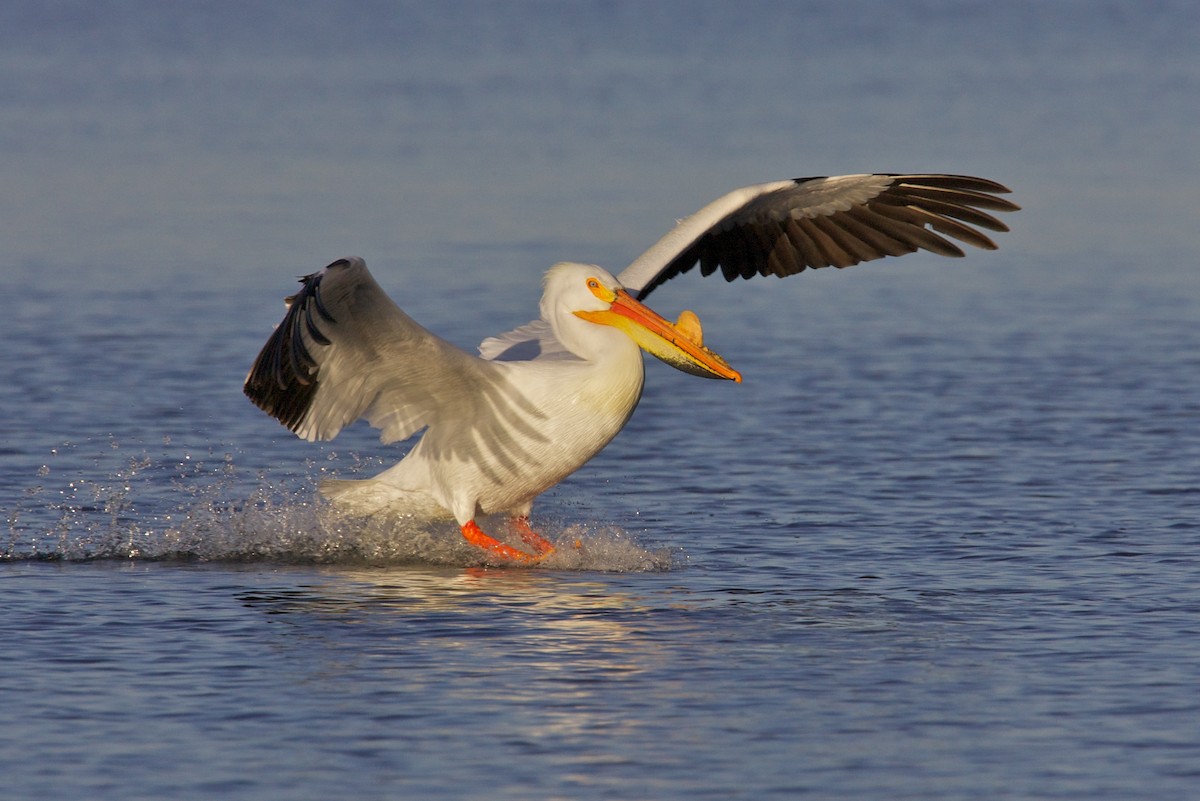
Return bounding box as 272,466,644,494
374,306,644,524
245,174,1018,561
326,262,663,525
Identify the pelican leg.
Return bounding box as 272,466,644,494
460,520,543,563
512,516,556,557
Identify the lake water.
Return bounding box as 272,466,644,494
3,2,1199,799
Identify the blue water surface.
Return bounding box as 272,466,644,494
3,2,1199,799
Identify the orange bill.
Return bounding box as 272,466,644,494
576,289,742,382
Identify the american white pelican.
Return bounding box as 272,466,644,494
245,173,1017,561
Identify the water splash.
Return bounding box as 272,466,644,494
3,439,672,571
156,495,673,571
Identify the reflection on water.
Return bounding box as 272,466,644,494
236,563,677,761
240,563,649,623
238,565,650,675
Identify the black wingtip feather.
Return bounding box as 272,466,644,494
640,173,1018,296
243,269,336,433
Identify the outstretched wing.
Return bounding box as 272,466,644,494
244,257,494,443
618,174,1019,300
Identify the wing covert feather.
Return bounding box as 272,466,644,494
244,257,494,443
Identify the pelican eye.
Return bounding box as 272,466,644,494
585,277,613,301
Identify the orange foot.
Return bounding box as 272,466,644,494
460,520,552,563
512,516,556,557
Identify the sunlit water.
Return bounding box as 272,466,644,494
4,3,1200,800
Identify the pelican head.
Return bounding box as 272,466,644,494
541,262,741,382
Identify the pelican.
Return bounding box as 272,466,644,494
244,173,1018,561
